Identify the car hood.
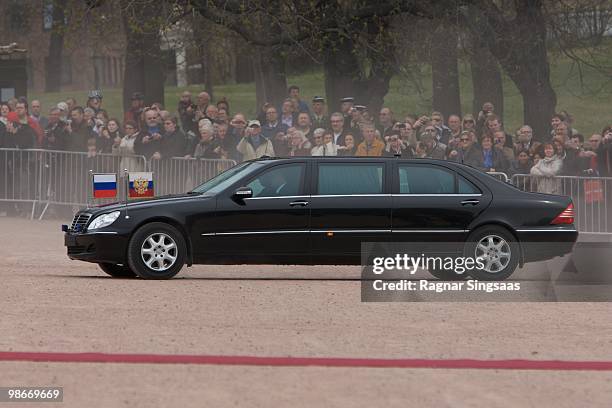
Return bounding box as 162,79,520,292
84,193,209,215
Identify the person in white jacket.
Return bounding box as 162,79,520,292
236,120,275,161
311,129,338,156
530,142,563,194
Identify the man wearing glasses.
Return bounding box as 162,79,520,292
448,130,479,164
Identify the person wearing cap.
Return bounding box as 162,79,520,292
356,125,385,157
236,120,275,161
340,97,354,129
124,92,145,128
86,90,103,114
462,114,476,132
311,96,329,130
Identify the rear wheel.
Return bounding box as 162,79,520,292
127,222,186,280
465,226,519,281
98,263,137,279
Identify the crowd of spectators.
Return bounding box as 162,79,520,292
1,87,612,187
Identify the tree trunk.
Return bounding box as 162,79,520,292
431,23,461,118
122,6,165,112
467,38,504,120
253,46,287,109
465,0,556,141
323,32,392,114
45,0,67,93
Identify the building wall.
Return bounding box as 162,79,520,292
0,0,126,93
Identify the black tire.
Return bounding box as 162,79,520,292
428,267,469,281
98,263,138,279
127,222,186,280
464,225,519,281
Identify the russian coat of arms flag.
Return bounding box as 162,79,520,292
92,173,117,199
128,172,154,198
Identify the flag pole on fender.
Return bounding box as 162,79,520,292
123,168,129,220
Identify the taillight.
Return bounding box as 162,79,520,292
551,202,574,225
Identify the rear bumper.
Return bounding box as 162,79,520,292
516,226,578,263
65,232,129,264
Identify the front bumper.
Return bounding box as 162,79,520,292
65,231,129,264
516,226,578,263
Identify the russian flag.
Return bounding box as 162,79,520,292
93,174,117,199
128,172,154,198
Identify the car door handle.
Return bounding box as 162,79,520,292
461,199,480,206
289,200,309,207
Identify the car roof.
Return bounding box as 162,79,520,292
251,156,472,170
249,156,519,194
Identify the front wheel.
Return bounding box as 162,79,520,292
98,263,137,279
127,222,187,280
464,226,519,281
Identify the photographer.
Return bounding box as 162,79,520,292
134,108,163,160
42,108,69,151
236,120,275,161
64,107,96,152
97,119,122,154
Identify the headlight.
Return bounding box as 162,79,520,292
88,211,121,230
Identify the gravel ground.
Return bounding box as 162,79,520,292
1,216,611,407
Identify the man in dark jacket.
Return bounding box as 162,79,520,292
383,132,414,158
64,107,95,152
134,108,163,160
160,115,188,159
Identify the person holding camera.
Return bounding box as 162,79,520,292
236,120,275,161
134,108,163,160
42,107,69,151
96,118,122,154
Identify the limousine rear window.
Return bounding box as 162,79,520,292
318,164,383,195
192,161,265,194
399,165,454,194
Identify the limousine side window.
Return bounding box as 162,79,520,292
397,165,453,194
246,164,304,198
398,165,481,195
318,164,383,195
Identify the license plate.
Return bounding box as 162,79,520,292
64,235,77,246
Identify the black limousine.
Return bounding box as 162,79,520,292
64,157,577,280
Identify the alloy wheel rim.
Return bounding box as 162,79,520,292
141,233,178,272
474,234,511,273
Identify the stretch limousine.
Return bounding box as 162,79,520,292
64,157,577,280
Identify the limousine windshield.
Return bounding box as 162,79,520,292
192,161,266,195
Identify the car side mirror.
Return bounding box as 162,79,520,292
233,186,253,201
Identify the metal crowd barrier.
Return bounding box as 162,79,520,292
0,148,236,219
0,148,41,218
149,157,236,196
512,174,612,233
487,171,509,183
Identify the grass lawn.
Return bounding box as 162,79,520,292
31,49,612,137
